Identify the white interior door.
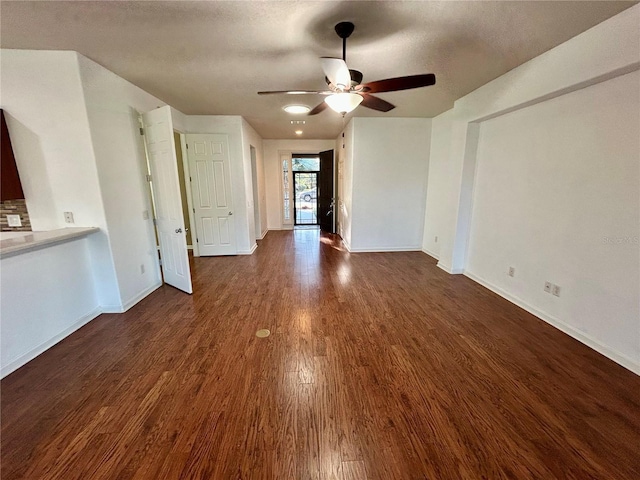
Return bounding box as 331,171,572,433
141,106,193,293
186,134,237,256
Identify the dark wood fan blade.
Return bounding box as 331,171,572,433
258,90,332,95
308,101,328,115
360,93,395,112
360,74,436,93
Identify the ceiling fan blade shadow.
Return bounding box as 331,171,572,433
321,57,351,89
308,101,329,115
360,74,436,93
360,93,395,112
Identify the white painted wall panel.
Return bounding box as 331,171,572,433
466,70,640,367
422,110,454,259
349,118,431,252
0,49,121,307
421,5,640,372
78,54,166,309
1,237,100,377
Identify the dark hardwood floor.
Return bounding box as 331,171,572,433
2,229,639,479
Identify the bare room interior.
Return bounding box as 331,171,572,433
1,1,639,479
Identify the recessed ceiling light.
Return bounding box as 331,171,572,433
295,130,303,135
284,105,310,114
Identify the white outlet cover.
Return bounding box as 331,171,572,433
64,212,74,223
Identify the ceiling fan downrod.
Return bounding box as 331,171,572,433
334,21,355,62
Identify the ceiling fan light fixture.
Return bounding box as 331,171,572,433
283,104,311,114
324,92,363,114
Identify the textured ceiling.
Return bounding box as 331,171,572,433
1,1,636,139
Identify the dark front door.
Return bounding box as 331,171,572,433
318,149,335,233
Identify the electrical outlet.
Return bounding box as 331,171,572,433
64,211,74,224
140,264,145,274
552,284,561,297
6,214,21,227
544,282,552,293
434,236,438,243
508,267,515,277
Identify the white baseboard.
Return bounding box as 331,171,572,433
437,262,464,274
268,226,294,231
347,245,421,253
463,270,640,376
258,229,268,240
238,243,258,255
421,247,439,260
100,304,125,314
120,281,162,313
1,307,102,379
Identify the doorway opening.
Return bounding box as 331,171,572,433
292,154,320,226
294,172,318,226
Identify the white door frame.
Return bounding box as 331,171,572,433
250,145,261,240
178,133,199,257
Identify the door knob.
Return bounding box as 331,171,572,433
228,212,233,216
175,228,182,233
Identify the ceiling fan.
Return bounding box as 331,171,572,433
258,21,436,115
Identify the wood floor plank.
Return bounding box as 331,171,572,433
2,229,639,479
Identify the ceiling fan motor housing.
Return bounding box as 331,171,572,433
326,69,363,89
349,70,363,87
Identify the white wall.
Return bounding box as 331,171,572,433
336,121,354,246
262,139,336,230
348,118,431,252
186,116,254,253
241,120,267,240
466,70,639,372
422,109,453,258
0,49,121,307
435,6,640,275
241,119,266,242
78,55,164,309
422,5,640,373
1,237,100,377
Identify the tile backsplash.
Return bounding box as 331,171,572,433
1,199,31,231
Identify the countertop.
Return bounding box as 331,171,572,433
0,227,100,258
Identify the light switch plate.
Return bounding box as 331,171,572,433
6,214,22,227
